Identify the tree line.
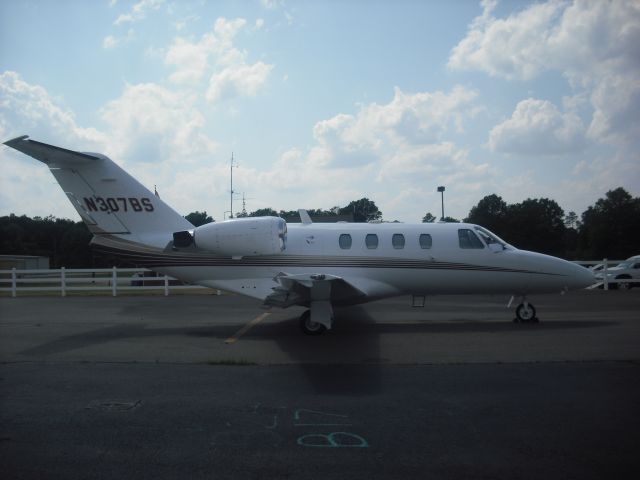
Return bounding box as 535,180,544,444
185,198,383,226
1,188,638,267
461,187,639,260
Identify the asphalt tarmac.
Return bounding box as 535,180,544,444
1,290,639,479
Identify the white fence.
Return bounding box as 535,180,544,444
0,267,210,297
572,259,633,290
0,260,633,297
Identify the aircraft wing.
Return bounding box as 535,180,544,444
264,272,368,308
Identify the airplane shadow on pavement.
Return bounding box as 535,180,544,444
267,306,384,396
18,312,613,359
18,304,614,399
18,323,237,357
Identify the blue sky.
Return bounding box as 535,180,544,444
1,0,638,223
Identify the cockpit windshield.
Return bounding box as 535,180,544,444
473,226,510,250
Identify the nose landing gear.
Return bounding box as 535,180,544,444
514,300,538,323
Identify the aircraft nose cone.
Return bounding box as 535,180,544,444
521,251,596,291
567,262,596,289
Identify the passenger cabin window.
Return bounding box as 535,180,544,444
365,234,379,249
392,233,405,249
458,229,485,249
339,234,352,249
419,234,432,249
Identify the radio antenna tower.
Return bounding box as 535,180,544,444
240,192,254,217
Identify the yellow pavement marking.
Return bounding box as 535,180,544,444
225,312,271,344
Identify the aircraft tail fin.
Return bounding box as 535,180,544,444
4,136,193,244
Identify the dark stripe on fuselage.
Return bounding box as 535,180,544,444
92,243,563,277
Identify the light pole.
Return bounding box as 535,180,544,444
229,153,236,219
437,186,445,221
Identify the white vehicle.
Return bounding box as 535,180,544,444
4,136,594,334
595,256,640,290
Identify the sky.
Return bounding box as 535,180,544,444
1,0,639,223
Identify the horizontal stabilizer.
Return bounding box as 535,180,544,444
3,136,101,165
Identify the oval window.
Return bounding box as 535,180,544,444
419,234,432,249
339,234,352,249
392,233,405,249
365,234,379,249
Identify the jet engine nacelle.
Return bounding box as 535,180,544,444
174,216,287,257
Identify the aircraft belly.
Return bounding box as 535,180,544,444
377,268,528,295
155,265,280,300
155,266,536,303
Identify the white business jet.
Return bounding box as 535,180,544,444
4,136,594,334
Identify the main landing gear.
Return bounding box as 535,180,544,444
513,299,538,323
299,309,327,335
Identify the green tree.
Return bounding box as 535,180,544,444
308,208,338,217
339,198,382,222
564,211,579,229
465,196,568,255
58,222,93,267
422,212,436,223
441,216,460,223
185,211,214,226
278,210,299,218
562,211,580,259
506,198,566,256
580,187,640,259
465,194,509,234
249,208,279,217
0,214,93,267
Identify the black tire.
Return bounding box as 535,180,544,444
616,276,632,290
515,303,538,323
299,310,326,335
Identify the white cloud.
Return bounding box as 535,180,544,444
213,17,246,40
114,0,165,26
448,0,561,81
174,14,200,32
242,86,491,221
312,85,479,167
489,98,586,154
102,29,135,50
0,72,108,218
165,17,274,101
377,142,473,180
260,0,285,10
0,71,222,219
449,0,640,144
165,36,214,84
100,82,217,165
206,61,273,102
103,35,118,49
587,73,640,144
0,71,106,148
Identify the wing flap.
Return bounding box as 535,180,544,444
264,272,367,308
